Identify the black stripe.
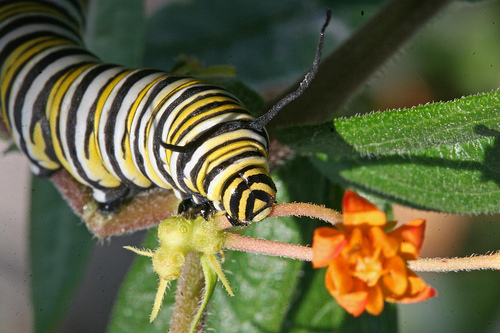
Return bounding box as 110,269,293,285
203,154,262,194
154,84,224,143
187,137,265,188
83,68,130,160
228,174,260,219
65,63,118,185
219,165,263,201
0,0,84,26
172,102,245,143
0,11,81,45
247,189,274,219
13,48,95,162
132,75,187,180
40,0,84,30
103,69,159,181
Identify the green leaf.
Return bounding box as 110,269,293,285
85,0,145,67
222,80,265,115
30,176,93,333
279,90,500,157
285,268,346,333
107,228,177,332
206,211,305,332
278,91,500,214
338,303,398,333
144,0,339,86
193,255,219,332
336,91,500,156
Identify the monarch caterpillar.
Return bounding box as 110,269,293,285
0,0,329,226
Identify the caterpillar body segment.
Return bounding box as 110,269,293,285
0,0,277,225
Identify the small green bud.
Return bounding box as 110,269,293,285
152,246,184,281
191,216,226,253
158,216,193,249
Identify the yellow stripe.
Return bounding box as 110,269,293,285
29,121,60,170
155,79,204,162
238,190,251,220
126,74,170,132
85,132,122,187
93,69,134,162
48,63,94,174
207,157,268,202
141,78,201,186
205,144,259,176
0,2,82,33
1,37,70,131
0,3,57,23
190,140,257,195
121,74,168,187
222,176,242,214
169,96,247,145
47,63,122,188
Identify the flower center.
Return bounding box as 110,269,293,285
352,250,384,287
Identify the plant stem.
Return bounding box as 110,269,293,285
409,252,500,272
50,169,179,238
224,233,312,261
267,202,342,225
170,252,206,332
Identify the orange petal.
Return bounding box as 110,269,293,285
335,290,369,317
389,219,426,260
343,191,386,227
325,257,354,294
312,227,347,268
386,270,437,303
344,227,363,254
365,285,385,316
369,227,399,258
382,256,408,296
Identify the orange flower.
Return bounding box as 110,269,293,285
312,190,436,317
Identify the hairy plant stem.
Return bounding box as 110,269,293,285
225,234,500,274
409,253,500,272
170,252,205,333
225,233,312,261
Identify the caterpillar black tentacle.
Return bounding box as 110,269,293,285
0,1,330,225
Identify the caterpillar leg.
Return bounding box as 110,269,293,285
30,164,59,178
93,186,130,214
178,198,215,220
225,213,247,227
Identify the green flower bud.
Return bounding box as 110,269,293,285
152,246,185,281
158,216,193,249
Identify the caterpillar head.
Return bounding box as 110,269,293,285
222,167,276,225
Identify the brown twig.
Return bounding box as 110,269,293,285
50,169,179,238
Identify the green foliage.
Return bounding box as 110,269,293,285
107,228,177,332
29,177,93,333
278,91,500,213
143,0,343,86
84,0,145,67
